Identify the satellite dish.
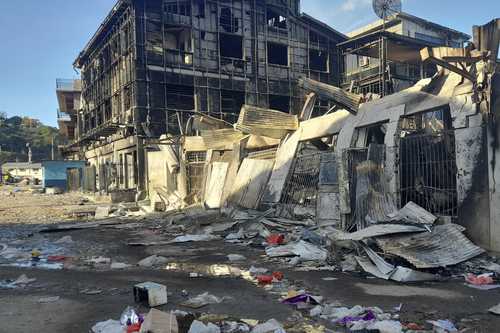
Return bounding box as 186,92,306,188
373,0,402,21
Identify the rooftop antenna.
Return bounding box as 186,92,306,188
372,0,402,31
372,0,401,97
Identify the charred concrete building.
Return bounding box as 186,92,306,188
70,0,346,194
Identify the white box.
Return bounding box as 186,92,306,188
133,282,168,307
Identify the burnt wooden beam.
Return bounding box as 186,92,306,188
298,78,362,115
420,47,476,83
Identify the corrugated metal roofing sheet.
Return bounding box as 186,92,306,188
376,224,485,268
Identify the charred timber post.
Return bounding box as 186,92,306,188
298,78,362,115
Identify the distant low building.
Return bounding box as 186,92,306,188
1,162,43,181
41,160,86,191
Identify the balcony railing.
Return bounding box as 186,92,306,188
57,109,72,122
56,79,82,91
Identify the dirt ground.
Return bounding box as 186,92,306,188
0,185,91,224
1,186,500,333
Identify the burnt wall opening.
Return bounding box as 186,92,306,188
399,107,458,217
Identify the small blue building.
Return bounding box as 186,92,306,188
42,160,86,190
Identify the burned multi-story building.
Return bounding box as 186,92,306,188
70,0,346,194
56,79,82,159
338,12,470,96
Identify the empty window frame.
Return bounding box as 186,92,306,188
309,49,329,72
164,1,191,16
267,42,288,66
220,33,243,59
267,8,287,30
269,94,290,113
219,7,239,33
221,90,245,124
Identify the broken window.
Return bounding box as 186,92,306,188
267,8,287,30
165,1,191,16
269,94,290,113
195,0,205,18
220,33,243,59
267,42,288,66
399,107,458,217
366,124,386,145
166,84,194,111
221,90,245,124
309,49,329,72
219,7,239,33
164,28,193,65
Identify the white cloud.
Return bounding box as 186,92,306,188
340,0,372,12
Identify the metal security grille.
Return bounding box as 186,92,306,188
346,148,369,218
280,148,322,212
186,151,207,198
399,131,458,217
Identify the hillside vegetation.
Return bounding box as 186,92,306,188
0,113,60,164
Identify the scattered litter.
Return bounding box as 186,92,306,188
282,293,321,306
120,306,141,326
367,320,403,333
140,308,178,333
95,206,111,219
310,305,323,317
321,277,337,281
181,292,224,309
53,235,73,244
336,310,375,325
38,296,60,303
111,262,132,269
92,319,123,333
172,234,219,243
404,323,424,330
249,266,268,275
227,254,246,262
188,320,220,333
465,273,494,285
427,319,458,332
266,234,285,245
482,263,500,274
489,303,500,315
86,256,111,265
266,240,328,262
465,284,500,290
47,255,69,262
256,275,274,285
80,288,103,295
10,274,37,287
250,319,285,333
138,255,169,267
134,282,168,307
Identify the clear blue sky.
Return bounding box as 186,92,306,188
0,0,498,126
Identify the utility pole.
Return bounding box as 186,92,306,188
51,136,55,161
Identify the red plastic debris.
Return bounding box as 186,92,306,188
405,323,425,330
266,234,285,245
272,271,284,281
465,273,494,285
256,275,274,284
47,255,67,262
126,323,141,333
